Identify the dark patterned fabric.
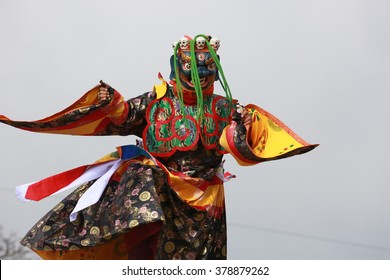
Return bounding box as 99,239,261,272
21,161,161,249
21,159,227,259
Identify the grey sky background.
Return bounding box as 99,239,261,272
0,0,389,259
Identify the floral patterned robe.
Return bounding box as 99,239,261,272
0,81,317,259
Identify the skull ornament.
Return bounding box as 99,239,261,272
172,41,178,49
210,37,220,51
179,37,190,50
195,37,206,50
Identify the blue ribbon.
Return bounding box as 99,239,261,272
118,145,153,160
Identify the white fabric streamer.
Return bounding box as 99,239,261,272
69,159,122,222
15,160,120,207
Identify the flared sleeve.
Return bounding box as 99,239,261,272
0,83,156,137
219,104,318,166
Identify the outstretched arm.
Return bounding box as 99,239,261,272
220,104,318,166
0,82,155,137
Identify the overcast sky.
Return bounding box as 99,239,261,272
1,0,390,259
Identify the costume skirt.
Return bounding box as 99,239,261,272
20,157,227,260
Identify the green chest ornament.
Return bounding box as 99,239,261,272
143,91,233,157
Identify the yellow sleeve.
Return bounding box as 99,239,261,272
220,104,318,166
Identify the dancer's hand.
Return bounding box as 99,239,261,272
97,82,112,103
241,108,252,129
97,87,111,102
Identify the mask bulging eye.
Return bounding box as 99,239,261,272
183,63,191,70
208,63,216,71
